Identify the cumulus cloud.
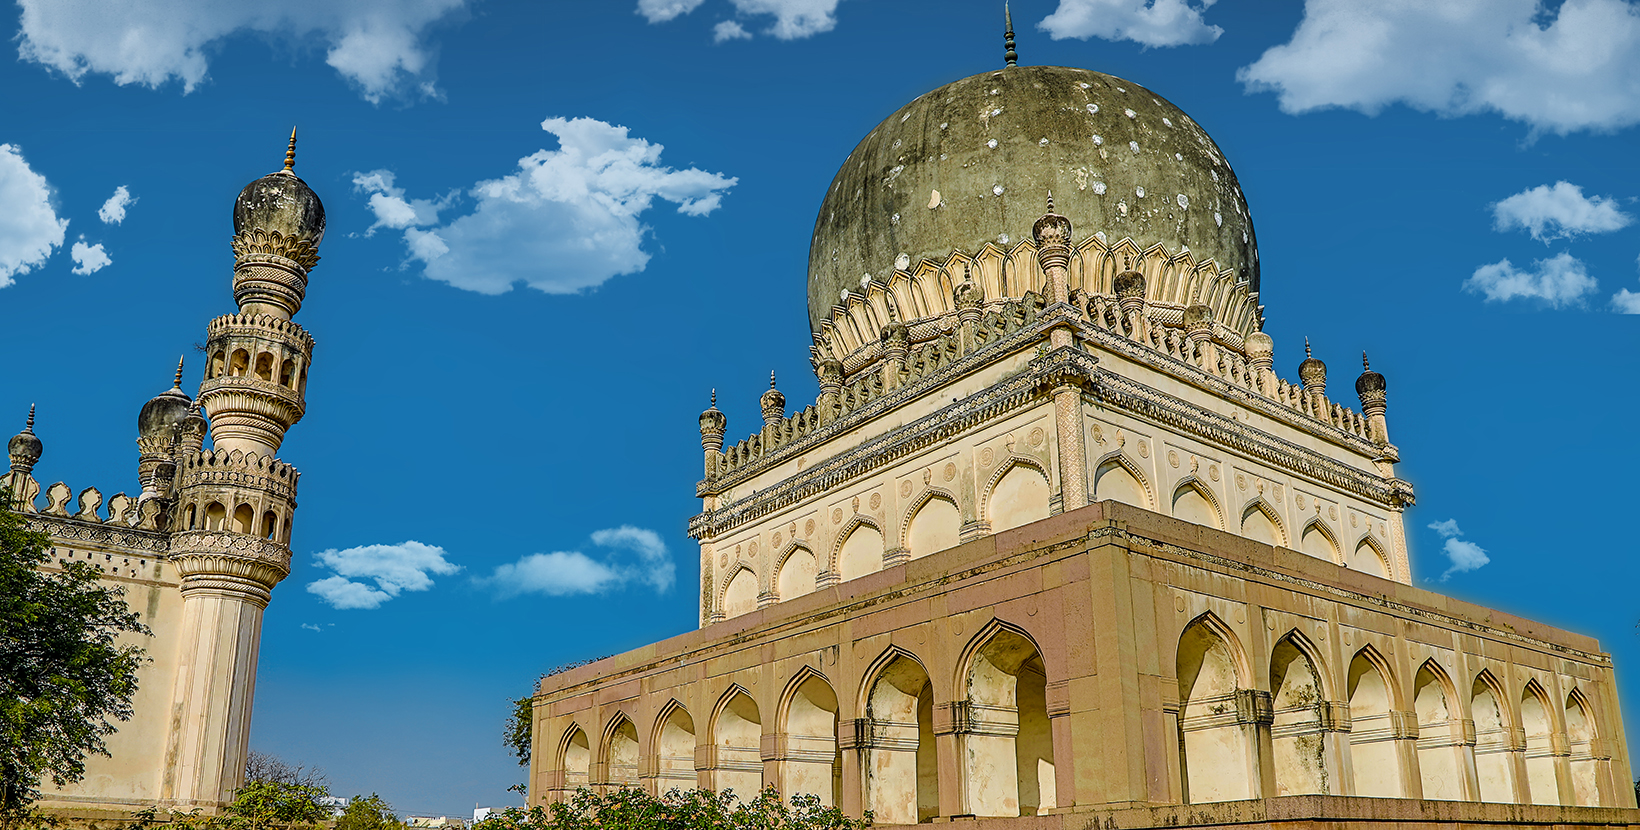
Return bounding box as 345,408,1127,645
1428,519,1489,581
1238,0,1640,135
639,0,840,40
481,526,673,598
1039,0,1222,47
15,0,471,103
1612,259,1640,312
1464,252,1598,308
1492,182,1633,242
300,622,322,632
0,144,68,288
354,117,736,294
306,540,460,610
70,239,111,275
98,185,135,225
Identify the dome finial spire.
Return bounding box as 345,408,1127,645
1305,337,1312,359
283,126,297,172
173,356,185,389
24,403,35,433
770,370,778,389
1004,2,1018,67
1362,351,1370,372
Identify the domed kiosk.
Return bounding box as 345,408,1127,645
529,41,1636,828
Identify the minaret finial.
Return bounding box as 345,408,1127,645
1004,2,1018,67
1305,338,1312,359
283,127,297,172
1362,351,1370,372
769,371,777,389
1046,191,1055,213
25,403,35,433
173,356,185,388
711,388,717,407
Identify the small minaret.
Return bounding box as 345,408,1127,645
1356,353,1389,445
699,390,726,481
135,358,193,502
1298,338,1327,415
760,372,786,440
6,405,43,507
161,131,322,811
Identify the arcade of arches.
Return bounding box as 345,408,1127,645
532,502,1633,822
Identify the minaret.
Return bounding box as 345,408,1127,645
160,130,321,810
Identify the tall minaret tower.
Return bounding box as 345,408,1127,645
161,131,321,810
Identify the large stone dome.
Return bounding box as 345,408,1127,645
808,64,1257,334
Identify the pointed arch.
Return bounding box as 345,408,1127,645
1170,476,1223,530
1471,670,1514,803
1351,535,1390,578
834,516,884,582
1093,451,1152,509
720,564,759,620
1269,629,1336,795
1177,612,1254,803
778,666,841,806
1564,687,1602,806
984,457,1051,533
1347,645,1404,797
559,724,591,790
1240,498,1286,547
1413,659,1464,800
601,712,640,786
860,646,937,823
1520,679,1560,805
652,700,697,791
956,620,1055,816
710,684,763,797
1299,519,1341,564
902,488,962,560
774,543,818,602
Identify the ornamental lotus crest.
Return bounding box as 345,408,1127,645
231,228,320,270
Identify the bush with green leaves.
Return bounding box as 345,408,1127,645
336,794,403,830
473,787,869,830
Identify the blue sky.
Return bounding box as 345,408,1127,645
2,0,1638,815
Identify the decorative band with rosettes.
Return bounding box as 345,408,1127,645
230,229,320,271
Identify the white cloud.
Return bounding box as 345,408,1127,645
482,525,673,598
1039,0,1222,47
1492,182,1632,242
0,144,68,289
638,0,706,22
1238,0,1640,135
354,117,736,295
1428,519,1489,581
70,239,111,275
98,185,135,225
1613,289,1640,312
714,20,752,42
1464,252,1597,308
300,622,322,632
15,0,471,103
640,0,840,40
306,540,460,610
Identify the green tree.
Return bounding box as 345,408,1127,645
216,781,333,830
0,492,150,830
336,794,402,830
472,787,869,830
505,695,533,768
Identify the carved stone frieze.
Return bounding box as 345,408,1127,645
25,513,170,552
231,229,320,271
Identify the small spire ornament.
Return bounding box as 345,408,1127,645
1004,2,1018,67
283,127,298,172
173,356,185,388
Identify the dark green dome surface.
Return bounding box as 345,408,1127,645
808,65,1258,333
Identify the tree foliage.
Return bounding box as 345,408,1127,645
245,750,329,790
335,794,402,830
0,492,150,829
472,788,869,830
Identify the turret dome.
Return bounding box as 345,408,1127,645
233,131,325,244
807,64,1256,334
138,385,192,442
8,405,41,469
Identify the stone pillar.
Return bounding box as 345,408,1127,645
1114,271,1147,343
1356,354,1389,445
1184,304,1217,373
1237,688,1276,798
760,373,785,445
881,317,908,391
699,393,726,481
1298,340,1328,418
1033,197,1076,351
954,272,984,356
816,360,843,425
1053,386,1088,512
1245,332,1276,396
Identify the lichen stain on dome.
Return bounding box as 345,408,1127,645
807,64,1257,334
234,171,327,244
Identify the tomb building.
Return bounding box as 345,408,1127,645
527,38,1638,828
3,133,323,817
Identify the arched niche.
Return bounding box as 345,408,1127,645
960,624,1055,817
862,650,938,823
1351,538,1390,578
988,461,1050,533
780,669,841,806
654,702,697,792
1471,672,1514,803
1520,683,1560,805
1171,480,1221,529
1269,633,1334,795
603,715,639,786
1093,456,1149,509
776,546,818,602
906,493,961,559
1240,501,1284,547
723,567,758,619
1347,648,1403,797
1300,521,1340,563
1177,614,1253,803
1564,690,1602,806
1413,661,1465,800
561,727,591,790
712,688,763,797
837,521,884,582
